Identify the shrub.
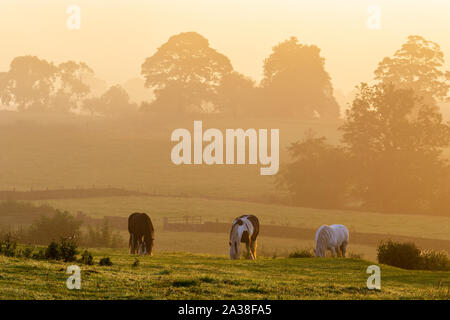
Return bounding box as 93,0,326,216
45,241,61,260
59,238,78,262
376,241,449,270
79,250,94,265
288,248,314,258
0,234,18,257
99,257,113,266
27,211,82,245
420,250,450,271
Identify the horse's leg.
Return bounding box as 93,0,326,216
133,235,139,254
129,234,133,254
245,241,253,260
330,247,336,257
250,239,257,260
341,243,347,258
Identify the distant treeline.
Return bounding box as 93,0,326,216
0,32,340,119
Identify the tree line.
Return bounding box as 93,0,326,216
278,35,450,215
0,32,340,119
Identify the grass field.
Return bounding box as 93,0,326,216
27,195,450,262
31,196,450,240
0,113,341,201
0,249,449,300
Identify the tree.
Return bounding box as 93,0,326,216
261,36,340,119
82,85,137,116
341,83,450,213
54,61,93,112
0,56,58,111
0,56,94,113
216,71,256,117
277,132,350,208
141,32,233,113
375,35,450,104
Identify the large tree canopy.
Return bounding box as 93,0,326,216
261,36,340,119
341,83,450,213
0,56,94,113
375,35,450,104
141,32,233,113
0,56,58,111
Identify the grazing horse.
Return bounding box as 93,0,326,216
315,224,349,258
128,212,154,255
229,215,259,260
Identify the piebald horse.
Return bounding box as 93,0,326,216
315,224,349,258
229,215,259,260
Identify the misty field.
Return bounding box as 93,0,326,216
0,249,449,300
0,114,340,201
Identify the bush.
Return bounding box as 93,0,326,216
45,241,61,260
420,250,450,271
0,234,17,257
377,241,421,269
99,257,113,266
288,248,314,258
59,238,78,262
377,241,449,271
43,238,78,262
79,250,94,265
27,211,82,245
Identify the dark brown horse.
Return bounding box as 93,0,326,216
128,212,154,255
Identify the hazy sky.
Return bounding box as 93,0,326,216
1,0,449,94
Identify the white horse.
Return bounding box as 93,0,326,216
229,215,259,260
315,224,349,258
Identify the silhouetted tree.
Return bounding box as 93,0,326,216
341,83,450,214
216,71,257,117
82,85,137,116
375,35,450,104
0,56,94,113
53,61,93,112
261,37,340,119
141,32,233,114
0,56,58,111
277,132,350,208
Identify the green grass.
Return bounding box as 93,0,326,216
0,249,449,299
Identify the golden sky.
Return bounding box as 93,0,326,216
1,0,449,94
